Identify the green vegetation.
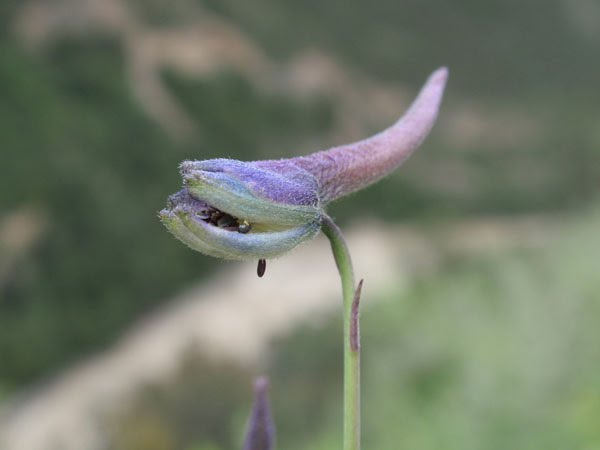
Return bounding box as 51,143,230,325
196,0,600,221
270,206,600,450
0,36,333,387
0,36,203,386
109,205,600,449
1,0,599,410
199,0,600,99
107,356,252,450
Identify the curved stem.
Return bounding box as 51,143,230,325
321,215,361,450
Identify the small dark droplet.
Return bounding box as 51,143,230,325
257,259,266,278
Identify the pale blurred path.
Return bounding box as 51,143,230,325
0,217,561,450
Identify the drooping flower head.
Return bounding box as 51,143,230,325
160,68,448,262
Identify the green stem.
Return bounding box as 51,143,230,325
321,215,361,450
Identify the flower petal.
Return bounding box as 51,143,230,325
275,67,449,203
161,204,321,260
182,159,322,227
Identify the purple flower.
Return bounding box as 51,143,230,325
160,68,448,260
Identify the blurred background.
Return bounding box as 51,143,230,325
0,0,599,449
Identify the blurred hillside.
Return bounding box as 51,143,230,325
0,208,590,450
0,0,599,416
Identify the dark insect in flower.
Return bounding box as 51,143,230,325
257,259,266,278
210,210,224,223
238,221,252,234
217,214,235,228
192,202,251,233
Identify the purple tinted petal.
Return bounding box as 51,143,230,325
284,67,448,203
182,159,319,206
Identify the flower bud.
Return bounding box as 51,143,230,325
242,377,275,450
160,68,448,260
